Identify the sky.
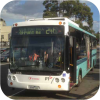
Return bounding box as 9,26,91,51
0,0,100,33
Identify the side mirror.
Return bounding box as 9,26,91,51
69,36,73,47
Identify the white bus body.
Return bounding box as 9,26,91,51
8,70,70,91
8,17,78,91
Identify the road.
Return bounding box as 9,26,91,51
1,47,100,99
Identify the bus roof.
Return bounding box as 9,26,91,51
13,17,96,38
68,22,96,38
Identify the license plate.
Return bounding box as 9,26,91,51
28,85,40,90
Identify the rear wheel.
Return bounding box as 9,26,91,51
91,60,94,71
76,73,82,87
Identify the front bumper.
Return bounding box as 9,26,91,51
8,80,69,91
7,73,70,91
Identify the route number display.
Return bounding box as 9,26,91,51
12,26,64,35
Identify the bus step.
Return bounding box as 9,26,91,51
70,83,75,89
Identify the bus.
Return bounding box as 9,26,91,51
8,17,97,91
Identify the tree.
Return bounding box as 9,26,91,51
0,18,5,22
43,0,59,18
60,0,93,33
43,0,94,33
95,32,100,43
60,0,77,18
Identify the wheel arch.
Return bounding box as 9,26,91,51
76,68,82,87
79,68,82,78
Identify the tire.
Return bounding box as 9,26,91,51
91,67,94,71
76,73,82,87
91,60,94,71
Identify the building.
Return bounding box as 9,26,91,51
0,18,11,45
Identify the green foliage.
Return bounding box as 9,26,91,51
43,11,57,18
94,32,100,42
60,0,77,18
43,0,58,18
0,18,5,22
60,0,93,32
43,0,94,33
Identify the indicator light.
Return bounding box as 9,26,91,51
59,22,62,25
58,85,61,88
15,23,18,26
69,77,71,79
10,82,13,85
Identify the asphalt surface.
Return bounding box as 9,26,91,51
1,47,100,99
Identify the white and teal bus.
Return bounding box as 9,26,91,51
8,17,97,91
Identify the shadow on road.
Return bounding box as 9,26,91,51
10,90,81,100
85,57,100,81
78,86,99,99
1,64,22,97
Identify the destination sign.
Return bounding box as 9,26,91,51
12,26,64,35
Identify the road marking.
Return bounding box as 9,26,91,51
8,89,25,98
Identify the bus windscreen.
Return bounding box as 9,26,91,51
12,26,64,35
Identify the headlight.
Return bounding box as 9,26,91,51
55,78,59,83
12,76,16,81
61,78,65,83
8,75,11,80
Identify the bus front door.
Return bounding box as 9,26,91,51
69,37,76,85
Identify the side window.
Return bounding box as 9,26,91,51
92,38,97,49
76,34,87,60
69,26,87,60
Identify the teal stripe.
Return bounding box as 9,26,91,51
92,53,97,57
68,22,96,38
77,52,96,66
77,57,87,65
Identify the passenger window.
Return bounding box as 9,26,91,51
69,26,87,60
92,38,97,49
76,35,87,60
